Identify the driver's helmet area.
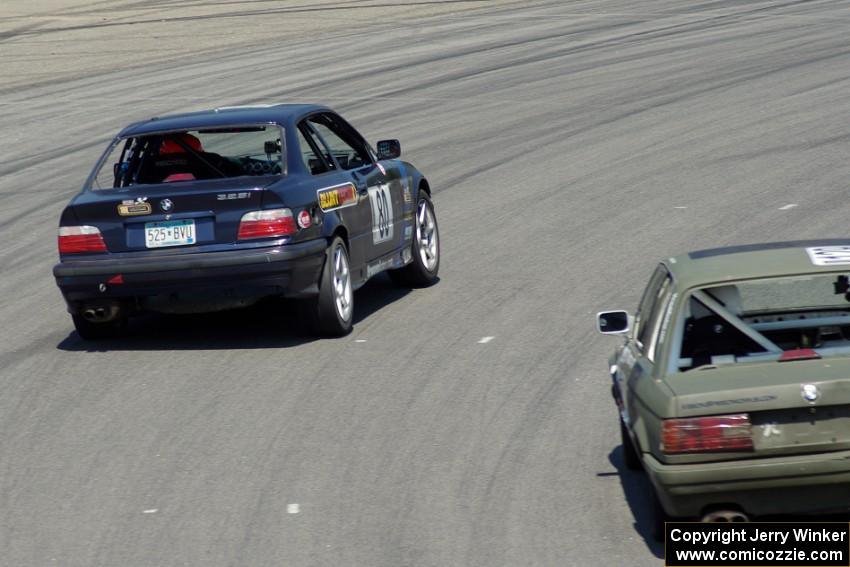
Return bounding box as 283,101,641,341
159,133,203,155
156,134,203,183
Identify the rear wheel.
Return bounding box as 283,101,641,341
304,236,353,337
649,484,673,542
71,314,127,340
649,483,688,542
620,420,642,471
388,192,439,287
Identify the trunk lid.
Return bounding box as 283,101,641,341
67,178,282,253
665,358,850,457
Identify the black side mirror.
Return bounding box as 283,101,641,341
376,139,401,160
597,310,630,335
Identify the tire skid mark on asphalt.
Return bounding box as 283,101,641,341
464,50,850,193
462,332,600,564
704,132,850,165
0,332,68,374
0,2,513,109
0,6,564,186
0,0,747,99
0,7,391,96
0,139,105,180
340,16,797,104
0,22,46,43
0,0,491,40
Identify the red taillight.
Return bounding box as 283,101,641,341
661,414,753,454
237,208,296,240
58,226,107,253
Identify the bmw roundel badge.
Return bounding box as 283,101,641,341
801,383,819,403
160,198,173,212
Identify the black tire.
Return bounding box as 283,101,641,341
303,237,353,337
72,314,127,340
388,192,439,287
621,420,642,471
650,484,671,542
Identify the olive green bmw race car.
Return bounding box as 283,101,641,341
597,240,850,538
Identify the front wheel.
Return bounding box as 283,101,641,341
303,236,353,337
388,192,440,287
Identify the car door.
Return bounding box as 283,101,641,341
616,266,674,429
306,113,404,265
293,120,368,279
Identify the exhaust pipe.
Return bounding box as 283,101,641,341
81,303,121,323
702,510,749,523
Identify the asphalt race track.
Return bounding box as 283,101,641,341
3,1,850,565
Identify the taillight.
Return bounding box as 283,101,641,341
58,226,107,253
237,208,296,240
661,414,753,454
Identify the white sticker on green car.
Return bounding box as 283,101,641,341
807,246,850,266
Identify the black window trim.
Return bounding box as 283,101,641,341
297,120,336,176
634,265,673,351
306,112,374,170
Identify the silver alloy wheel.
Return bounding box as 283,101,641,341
332,245,352,321
416,199,438,271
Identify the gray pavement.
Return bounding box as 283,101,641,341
2,0,850,565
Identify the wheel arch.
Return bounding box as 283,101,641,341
330,224,349,250
321,214,350,250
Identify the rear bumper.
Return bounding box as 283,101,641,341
645,450,850,517
54,239,327,311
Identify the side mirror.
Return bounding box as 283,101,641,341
376,139,401,160
597,310,630,335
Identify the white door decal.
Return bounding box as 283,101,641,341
368,183,394,244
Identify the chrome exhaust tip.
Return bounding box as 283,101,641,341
702,510,749,523
80,303,121,322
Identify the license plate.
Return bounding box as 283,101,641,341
144,219,196,248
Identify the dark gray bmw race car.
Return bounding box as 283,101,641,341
53,104,440,339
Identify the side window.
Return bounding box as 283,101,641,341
635,266,673,361
94,138,132,189
644,282,674,362
297,128,330,175
308,114,371,170
633,265,667,343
